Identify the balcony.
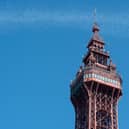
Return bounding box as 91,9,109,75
83,65,122,89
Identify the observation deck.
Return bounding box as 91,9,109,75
71,64,122,91
83,65,122,90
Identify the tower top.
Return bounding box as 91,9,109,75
91,22,102,42
92,8,99,32
92,22,100,32
87,23,104,49
90,9,103,43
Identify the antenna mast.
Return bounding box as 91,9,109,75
93,8,97,23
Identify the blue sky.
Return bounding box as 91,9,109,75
0,0,128,129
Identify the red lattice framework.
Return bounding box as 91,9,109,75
71,80,121,129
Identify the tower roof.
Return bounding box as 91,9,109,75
88,23,104,48
92,22,100,32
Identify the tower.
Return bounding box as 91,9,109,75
70,23,122,129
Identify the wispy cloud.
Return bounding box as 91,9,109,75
0,10,128,25
0,10,129,36
0,10,92,24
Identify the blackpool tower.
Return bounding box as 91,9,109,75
70,23,122,129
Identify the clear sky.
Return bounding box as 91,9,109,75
0,0,128,129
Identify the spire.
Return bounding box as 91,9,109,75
91,22,103,42
91,9,103,42
92,9,99,32
87,10,105,50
